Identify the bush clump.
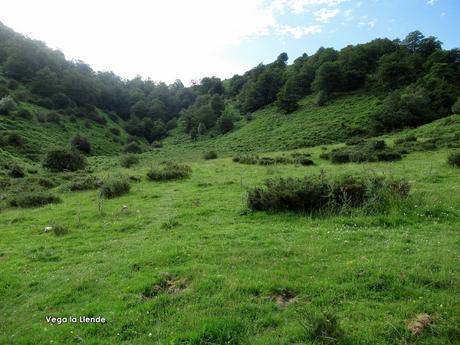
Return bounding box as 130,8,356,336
70,134,91,154
98,176,130,198
124,142,142,154
447,151,460,167
9,192,61,208
247,173,410,214
120,154,140,168
0,96,18,115
65,175,102,191
8,164,25,178
394,136,417,145
147,162,191,181
203,151,218,160
42,149,87,172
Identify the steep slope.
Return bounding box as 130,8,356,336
163,92,380,155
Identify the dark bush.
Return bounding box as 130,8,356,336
9,192,61,208
8,164,25,178
204,151,218,160
38,177,58,189
0,96,18,114
6,132,23,146
120,154,140,168
15,108,32,119
151,141,163,148
369,140,386,150
70,134,91,154
296,157,315,166
147,162,191,181
330,152,350,164
99,176,130,198
248,176,330,212
376,151,402,161
247,174,410,213
42,149,87,172
51,93,73,108
110,127,121,136
45,111,61,124
447,151,460,167
124,142,142,154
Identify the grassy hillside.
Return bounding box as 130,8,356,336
1,130,459,344
0,101,131,167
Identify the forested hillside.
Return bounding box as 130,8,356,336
1,21,459,161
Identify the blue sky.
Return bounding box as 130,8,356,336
231,0,460,67
0,0,459,83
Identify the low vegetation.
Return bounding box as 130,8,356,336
247,173,410,214
9,191,61,208
98,175,130,198
147,162,191,181
42,149,87,172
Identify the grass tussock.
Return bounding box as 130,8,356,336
447,151,460,167
203,150,218,160
233,154,315,166
247,173,410,215
63,175,102,191
98,175,130,198
147,162,191,181
120,154,140,168
9,192,61,208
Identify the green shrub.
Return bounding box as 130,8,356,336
70,134,91,154
0,96,18,114
151,141,163,148
330,152,350,164
233,154,259,165
45,111,61,124
15,108,32,119
124,142,142,154
296,157,315,166
345,137,364,146
6,132,23,146
147,162,191,181
447,151,460,167
42,149,87,172
369,140,386,150
452,97,460,114
9,192,60,208
120,154,140,168
110,127,121,136
38,177,58,189
99,176,130,198
247,174,410,214
376,151,402,161
315,90,328,106
65,175,102,191
203,151,218,160
8,164,25,178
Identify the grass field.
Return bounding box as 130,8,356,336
1,139,459,344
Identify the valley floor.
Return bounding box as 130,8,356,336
0,147,459,344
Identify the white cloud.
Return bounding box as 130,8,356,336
427,0,439,5
277,24,322,38
314,8,341,22
286,0,347,14
358,19,377,28
0,0,278,83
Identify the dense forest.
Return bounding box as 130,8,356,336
1,21,459,145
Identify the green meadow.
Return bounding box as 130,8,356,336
1,136,459,344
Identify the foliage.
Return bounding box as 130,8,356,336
203,151,218,160
42,149,87,172
0,95,18,114
124,142,142,154
70,134,91,154
447,151,460,167
147,162,191,181
120,154,140,168
247,174,410,214
98,175,130,198
9,191,61,208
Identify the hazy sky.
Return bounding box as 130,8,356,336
0,0,458,84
